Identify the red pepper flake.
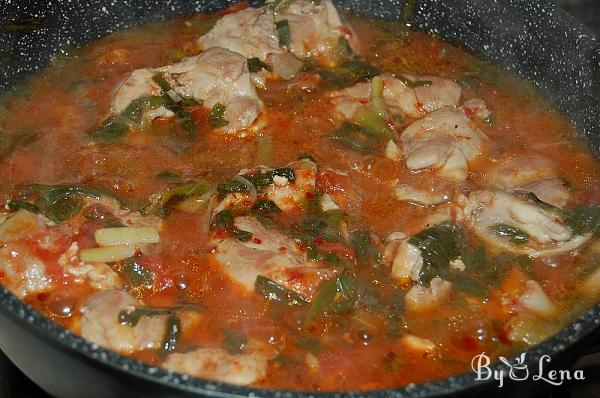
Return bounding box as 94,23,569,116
242,199,254,208
279,247,288,254
463,106,476,118
416,102,424,112
305,192,314,200
214,227,229,239
253,237,262,244
313,236,325,246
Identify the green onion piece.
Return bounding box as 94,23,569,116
217,181,248,195
144,180,212,217
295,336,322,352
80,244,136,263
208,103,228,128
257,135,273,165
396,74,432,89
247,58,273,73
254,200,282,214
7,200,40,214
159,314,181,356
151,73,175,93
350,229,383,267
489,223,530,245
122,256,155,289
95,226,160,247
275,20,291,47
409,223,463,284
87,116,130,141
211,209,234,229
329,122,379,155
255,275,310,307
305,279,337,326
118,303,204,326
233,229,252,242
333,274,359,312
352,106,394,141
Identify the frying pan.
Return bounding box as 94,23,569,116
0,1,599,397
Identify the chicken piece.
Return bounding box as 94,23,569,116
276,0,359,66
517,280,557,319
110,68,158,115
461,98,491,121
58,242,122,290
383,232,423,286
79,289,168,354
163,347,268,386
110,48,263,135
401,107,485,182
264,159,317,211
0,243,51,298
486,154,569,208
212,216,334,300
330,73,462,120
459,190,589,256
394,178,454,206
198,7,282,61
405,277,452,313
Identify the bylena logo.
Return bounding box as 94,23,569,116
471,352,585,388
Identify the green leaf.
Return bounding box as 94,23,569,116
211,209,234,229
208,103,228,128
144,180,212,217
275,20,291,46
255,275,310,307
87,116,130,141
329,122,379,155
122,256,155,289
118,303,203,326
247,58,272,73
409,223,463,284
305,279,337,326
395,74,432,88
489,223,530,245
350,229,382,267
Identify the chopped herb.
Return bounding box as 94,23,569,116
396,74,432,88
223,329,247,354
275,20,291,47
118,303,204,326
333,274,359,312
254,200,282,214
305,279,337,326
247,57,273,73
350,229,382,267
87,116,130,141
122,256,155,289
232,228,253,242
255,275,310,307
562,205,600,236
155,170,182,182
334,60,380,83
452,274,488,298
329,122,379,155
151,73,174,92
409,223,463,285
489,223,530,245
7,200,40,214
208,103,228,128
211,209,234,229
144,180,212,217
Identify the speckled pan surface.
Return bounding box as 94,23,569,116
0,1,599,397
